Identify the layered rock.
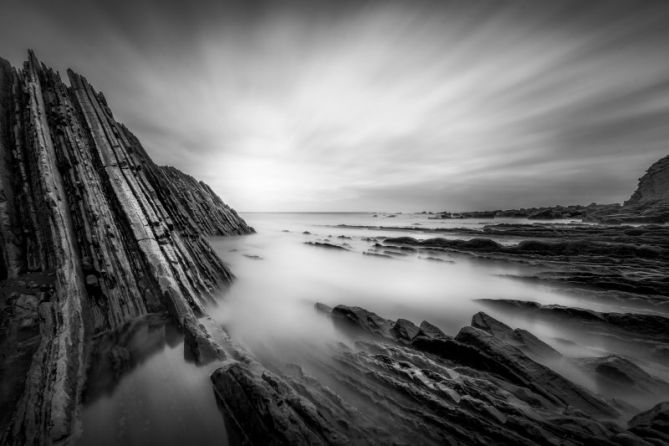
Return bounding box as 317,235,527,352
158,165,252,236
380,223,669,310
211,303,669,445
0,51,252,444
627,155,669,206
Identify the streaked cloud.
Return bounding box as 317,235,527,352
1,0,668,211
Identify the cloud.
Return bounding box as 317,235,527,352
1,0,668,211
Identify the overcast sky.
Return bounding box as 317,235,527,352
2,0,669,211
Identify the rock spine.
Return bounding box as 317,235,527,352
0,51,252,444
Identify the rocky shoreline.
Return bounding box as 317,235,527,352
426,154,669,224
210,303,669,445
1,51,668,446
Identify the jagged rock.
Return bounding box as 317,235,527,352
211,362,370,446
158,166,253,236
471,312,561,361
216,304,660,445
183,318,226,365
454,326,618,419
628,402,669,444
415,320,450,341
330,305,617,418
0,51,252,444
391,318,420,343
577,355,669,396
477,300,669,345
331,305,394,339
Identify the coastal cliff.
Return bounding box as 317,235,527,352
427,153,669,223
582,154,669,224
0,51,252,444
627,154,669,205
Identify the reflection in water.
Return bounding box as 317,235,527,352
77,315,228,446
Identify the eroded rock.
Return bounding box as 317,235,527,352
0,51,252,444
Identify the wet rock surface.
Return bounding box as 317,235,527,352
628,402,669,444
576,355,669,399
477,299,669,345
203,157,669,444
0,52,252,444
210,304,669,445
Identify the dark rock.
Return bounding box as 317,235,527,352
331,305,393,338
628,402,669,444
477,300,669,344
454,326,618,419
278,304,662,445
362,251,393,258
577,355,669,396
183,318,226,365
391,318,420,343
0,51,251,444
159,166,254,236
211,362,370,446
304,241,348,250
471,312,561,360
415,320,450,341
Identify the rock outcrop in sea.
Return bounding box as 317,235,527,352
0,51,252,444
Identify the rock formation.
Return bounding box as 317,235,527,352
380,222,669,310
210,303,669,445
627,154,669,205
424,153,669,223
0,51,252,444
596,154,669,223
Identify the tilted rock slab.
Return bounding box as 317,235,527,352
0,51,252,445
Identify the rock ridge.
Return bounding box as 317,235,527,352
0,51,252,444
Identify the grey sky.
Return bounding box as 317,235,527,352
2,0,669,211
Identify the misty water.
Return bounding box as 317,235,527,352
77,212,669,445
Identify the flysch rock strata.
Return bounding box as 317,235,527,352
0,51,252,445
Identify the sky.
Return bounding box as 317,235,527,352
1,0,669,212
